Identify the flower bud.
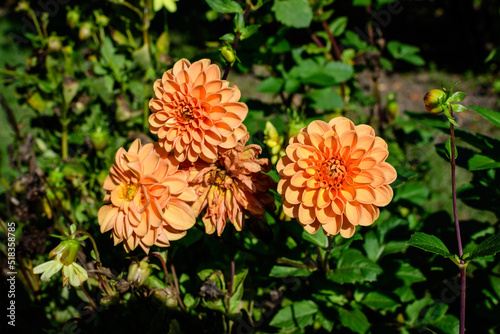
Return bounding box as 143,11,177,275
127,261,150,287
221,46,236,64
47,36,62,53
79,22,93,41
423,89,447,114
66,9,80,29
90,130,109,151
49,239,81,265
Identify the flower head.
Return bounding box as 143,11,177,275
277,117,397,238
98,139,197,253
186,134,276,235
149,58,248,163
33,238,88,287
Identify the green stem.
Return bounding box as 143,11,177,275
75,230,101,264
28,9,46,44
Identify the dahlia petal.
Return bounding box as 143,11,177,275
188,60,204,80
344,201,362,226
178,187,197,202
230,86,242,102
205,80,223,93
332,197,344,215
317,188,331,208
354,171,375,184
306,177,320,189
356,186,377,204
215,121,233,137
369,167,386,187
340,185,357,202
210,106,226,120
103,175,117,191
306,120,331,135
297,132,312,146
298,204,315,224
309,132,324,150
358,157,377,170
283,199,299,218
291,171,308,188
340,130,358,148
219,134,237,149
373,184,393,206
302,220,321,234
339,219,356,238
302,188,317,207
149,99,163,112
172,58,191,76
330,117,354,136
163,176,188,194
370,146,389,164
155,230,171,247
355,124,376,136
191,85,206,99
163,79,181,94
162,225,188,241
204,64,221,81
200,141,218,161
222,112,243,128
98,206,118,233
111,186,124,207
316,205,336,225
163,200,196,230
193,71,207,87
218,88,235,102
323,215,343,235
114,210,125,238
379,162,397,184
358,204,379,226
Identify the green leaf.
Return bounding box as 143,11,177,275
406,298,433,325
272,0,313,29
302,229,328,248
469,105,500,128
269,300,318,328
453,104,467,113
432,315,460,334
229,269,248,313
448,92,466,103
327,249,382,284
444,138,458,160
240,25,260,40
361,292,400,311
353,0,371,6
257,77,284,93
205,0,242,13
393,286,416,303
307,87,344,110
407,233,454,258
269,265,313,278
324,61,354,82
468,154,500,171
341,30,369,50
469,234,500,260
363,231,382,262
387,41,425,66
90,249,97,261
219,33,235,42
338,307,370,334
395,263,426,286
329,16,348,37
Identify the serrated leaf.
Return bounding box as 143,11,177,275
205,0,242,13
432,314,460,334
470,234,500,260
327,249,382,284
406,298,434,325
338,307,370,334
271,0,313,29
407,233,454,258
269,300,318,328
469,105,500,127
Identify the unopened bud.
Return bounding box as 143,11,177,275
127,261,150,287
423,89,447,114
221,46,236,64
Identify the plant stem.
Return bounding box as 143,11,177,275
150,252,187,312
320,20,346,101
222,4,251,81
449,105,465,334
80,285,98,311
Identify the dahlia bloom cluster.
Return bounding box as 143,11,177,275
98,59,275,253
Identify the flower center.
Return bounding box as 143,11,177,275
121,183,138,201
316,156,347,188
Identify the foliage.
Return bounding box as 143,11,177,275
0,0,499,333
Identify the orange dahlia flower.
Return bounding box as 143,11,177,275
185,134,276,236
98,139,197,253
149,58,248,163
277,117,397,238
